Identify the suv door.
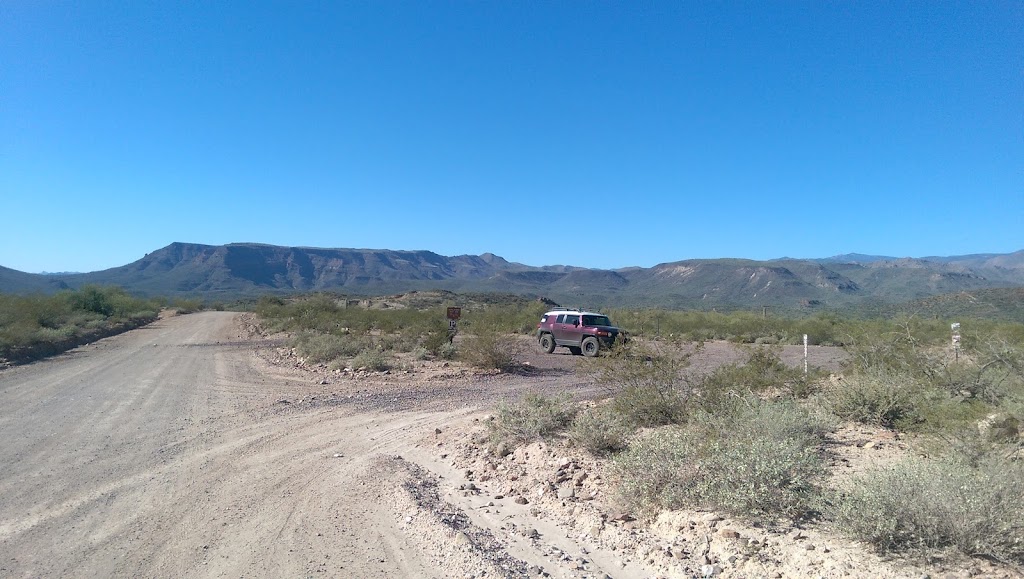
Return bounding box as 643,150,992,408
557,314,582,344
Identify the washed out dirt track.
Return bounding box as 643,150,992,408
0,312,850,579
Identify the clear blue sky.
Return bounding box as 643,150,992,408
2,2,1021,273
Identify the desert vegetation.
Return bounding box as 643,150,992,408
485,314,1024,567
253,292,1024,566
254,293,545,372
0,286,165,363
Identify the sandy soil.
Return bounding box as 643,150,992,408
0,312,1017,578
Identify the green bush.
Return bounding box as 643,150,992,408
592,342,692,427
437,341,457,360
422,329,452,356
613,399,829,522
820,370,924,427
0,287,160,362
696,346,816,414
489,393,576,446
294,331,366,364
568,405,634,456
460,331,521,371
829,456,1024,564
351,350,393,371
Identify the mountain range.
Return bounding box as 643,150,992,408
3,242,1024,314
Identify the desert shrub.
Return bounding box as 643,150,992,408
171,298,203,314
410,346,430,361
293,332,366,364
829,456,1024,563
437,341,457,360
489,393,576,445
68,285,115,317
460,331,521,371
421,328,453,356
592,342,692,427
927,338,1024,405
831,324,1024,434
613,398,829,522
568,405,634,456
0,287,160,362
696,347,818,413
820,370,925,427
350,349,393,371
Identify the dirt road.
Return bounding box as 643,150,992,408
1,312,859,579
0,313,467,577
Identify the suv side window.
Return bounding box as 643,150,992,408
556,314,565,323
564,314,580,326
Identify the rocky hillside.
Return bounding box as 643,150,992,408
3,243,1023,313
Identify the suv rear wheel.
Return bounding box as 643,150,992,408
581,336,600,357
539,333,556,354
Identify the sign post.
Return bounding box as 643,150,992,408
446,307,462,341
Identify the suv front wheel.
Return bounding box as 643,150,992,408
539,333,556,354
581,336,600,357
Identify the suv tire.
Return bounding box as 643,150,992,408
539,333,556,354
581,336,600,357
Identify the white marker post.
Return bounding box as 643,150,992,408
803,334,808,374
951,322,961,362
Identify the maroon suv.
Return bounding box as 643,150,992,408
537,308,621,357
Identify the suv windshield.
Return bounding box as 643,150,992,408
582,315,611,326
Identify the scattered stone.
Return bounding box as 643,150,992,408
701,563,723,577
978,412,1020,442
719,528,740,539
609,511,635,522
515,496,529,505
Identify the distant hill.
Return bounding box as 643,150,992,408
2,243,1023,315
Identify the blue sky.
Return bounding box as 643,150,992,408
2,2,1021,273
